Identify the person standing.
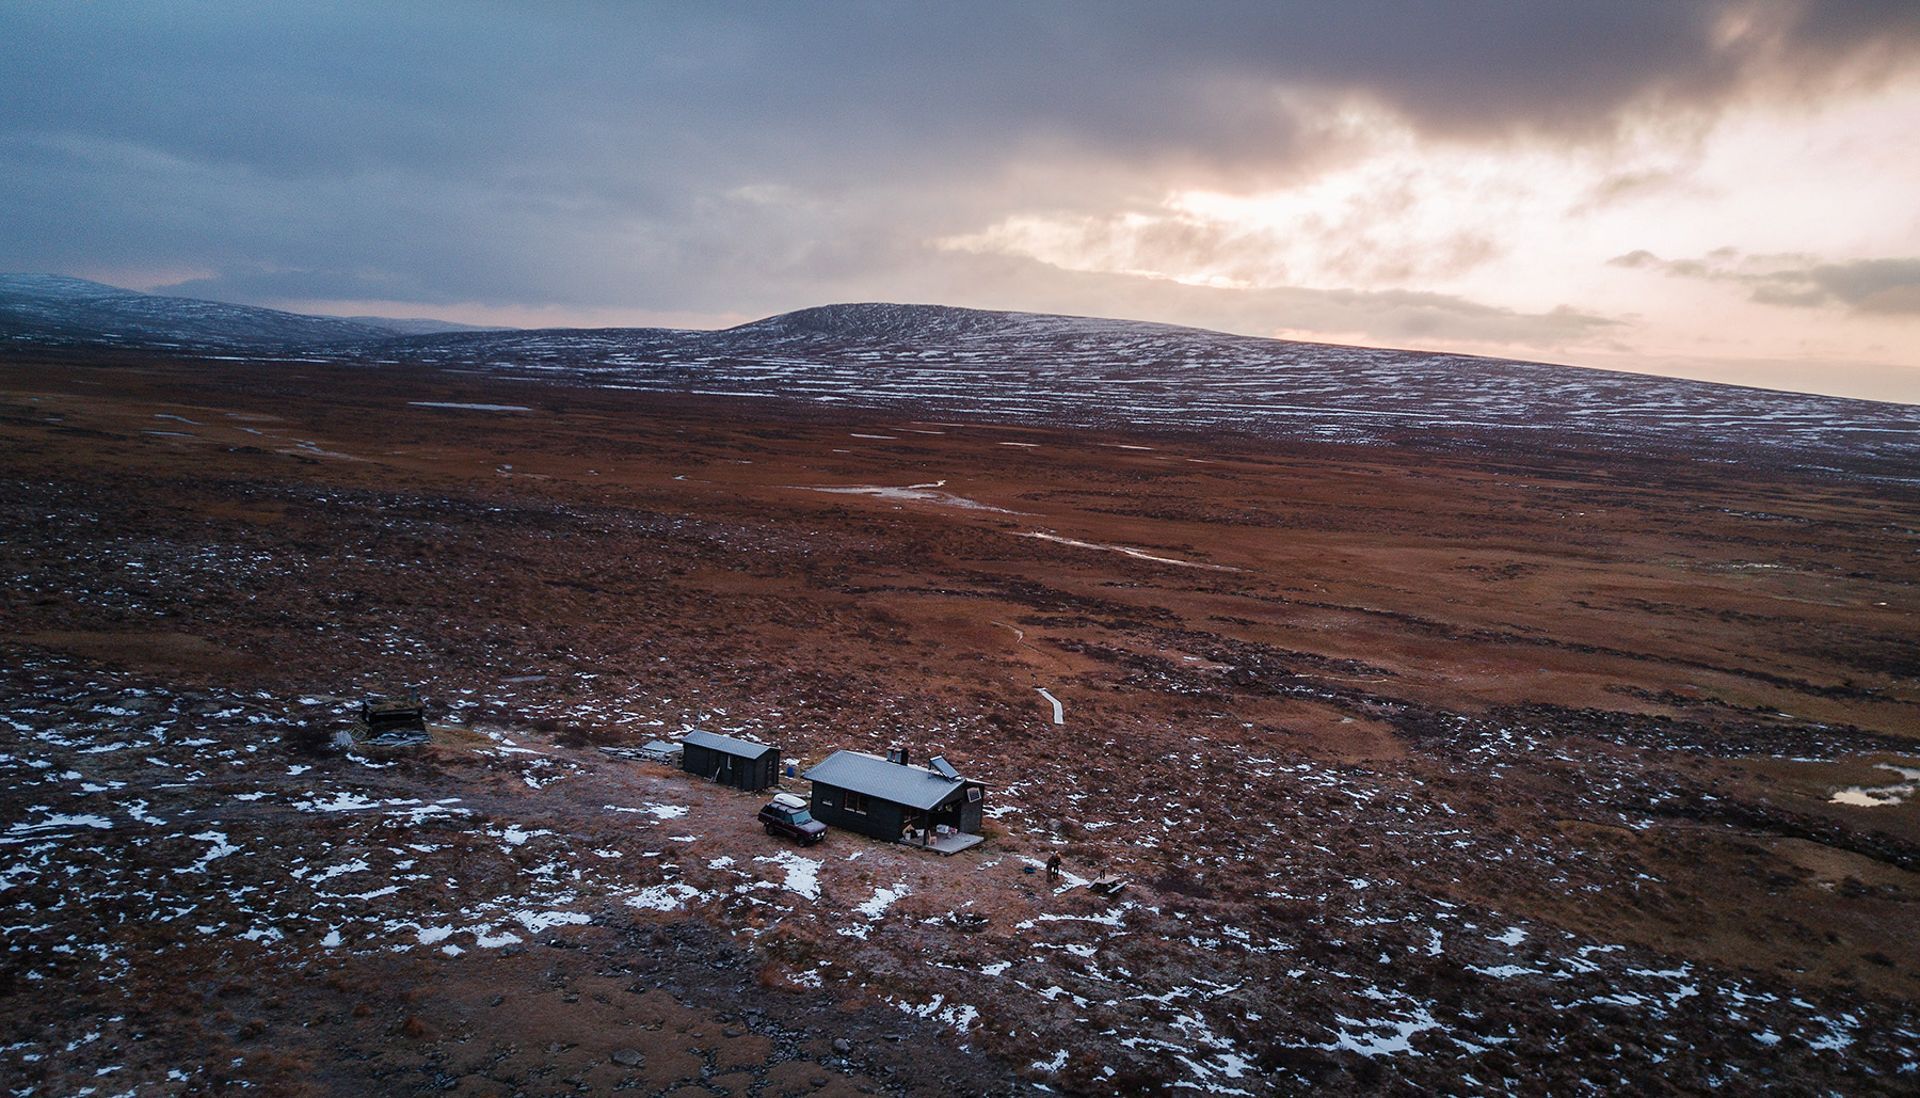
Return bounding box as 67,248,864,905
1045,852,1062,883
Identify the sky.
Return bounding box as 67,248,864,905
3,2,1919,402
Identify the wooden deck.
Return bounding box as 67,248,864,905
900,831,984,855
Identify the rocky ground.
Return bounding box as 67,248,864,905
1,354,1917,1095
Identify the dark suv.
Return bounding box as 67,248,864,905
758,792,826,846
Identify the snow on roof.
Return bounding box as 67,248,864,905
802,749,970,810
681,729,777,759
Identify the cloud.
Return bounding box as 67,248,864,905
0,2,1913,398
1806,258,1920,313
939,190,1507,292
157,267,425,305
1609,248,1920,314
3,4,1915,272
876,249,1619,352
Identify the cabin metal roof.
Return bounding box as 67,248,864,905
802,749,970,810
681,729,777,759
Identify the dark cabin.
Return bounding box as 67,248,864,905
680,729,780,791
803,748,984,849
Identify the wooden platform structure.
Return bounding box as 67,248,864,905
900,830,985,855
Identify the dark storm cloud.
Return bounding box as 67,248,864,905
1806,258,1920,313
1610,249,1920,314
1,1,1915,327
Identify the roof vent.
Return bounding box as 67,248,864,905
930,755,960,780
887,746,908,766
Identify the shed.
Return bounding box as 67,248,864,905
357,693,426,745
680,729,780,791
803,748,984,850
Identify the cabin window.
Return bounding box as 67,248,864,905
966,787,982,803
844,791,869,814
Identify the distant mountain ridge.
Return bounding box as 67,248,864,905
336,315,512,336
0,274,497,347
0,277,1238,352
3,274,1916,474
0,274,400,347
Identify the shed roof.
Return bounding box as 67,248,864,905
681,729,777,759
802,749,970,811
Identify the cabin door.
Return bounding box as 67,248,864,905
930,801,961,833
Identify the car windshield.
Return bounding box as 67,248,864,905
787,808,815,825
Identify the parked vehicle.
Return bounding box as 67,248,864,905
758,792,827,846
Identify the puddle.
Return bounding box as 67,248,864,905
1015,531,1240,571
1830,764,1920,807
791,481,1029,514
280,440,366,462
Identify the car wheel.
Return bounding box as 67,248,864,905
764,823,775,835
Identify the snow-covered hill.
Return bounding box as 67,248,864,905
0,275,504,346
0,274,402,348
5,276,1916,472
361,303,1920,472
716,301,1205,346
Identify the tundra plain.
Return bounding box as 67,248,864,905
2,354,1917,1095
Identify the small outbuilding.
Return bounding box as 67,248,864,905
356,693,427,746
803,747,985,853
680,729,780,792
